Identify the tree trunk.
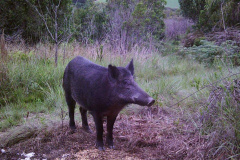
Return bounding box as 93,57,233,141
54,6,58,67
55,42,58,67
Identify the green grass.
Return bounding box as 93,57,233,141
0,52,67,131
1,46,239,131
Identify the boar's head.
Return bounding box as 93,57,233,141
108,59,155,107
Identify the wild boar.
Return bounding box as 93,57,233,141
63,56,155,150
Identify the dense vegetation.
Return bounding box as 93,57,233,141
0,0,72,43
0,0,240,159
179,0,240,30
0,0,165,46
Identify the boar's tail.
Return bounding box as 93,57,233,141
62,65,69,91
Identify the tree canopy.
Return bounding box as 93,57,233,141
179,0,240,30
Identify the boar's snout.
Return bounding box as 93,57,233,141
147,97,155,106
132,89,155,107
133,96,155,106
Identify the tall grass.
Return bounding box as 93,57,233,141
0,46,67,130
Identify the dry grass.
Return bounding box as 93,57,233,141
0,106,211,160
200,79,240,158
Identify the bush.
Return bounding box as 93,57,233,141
0,0,72,43
178,0,205,22
106,0,165,51
180,40,240,66
74,0,108,43
198,0,240,30
179,0,240,31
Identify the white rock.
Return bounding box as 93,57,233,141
21,152,35,160
1,149,6,153
25,152,35,158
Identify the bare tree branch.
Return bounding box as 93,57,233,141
25,0,55,40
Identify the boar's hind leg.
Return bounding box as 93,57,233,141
92,114,104,151
79,107,92,133
65,94,76,130
106,115,117,149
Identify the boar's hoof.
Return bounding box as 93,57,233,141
70,125,76,130
97,146,105,151
106,139,115,149
96,141,105,151
82,126,93,133
108,145,115,150
96,145,105,151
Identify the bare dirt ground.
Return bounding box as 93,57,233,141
0,106,211,160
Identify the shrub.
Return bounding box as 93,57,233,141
106,0,165,51
198,0,240,30
74,0,108,43
179,0,240,31
178,0,205,22
0,0,73,43
180,40,240,66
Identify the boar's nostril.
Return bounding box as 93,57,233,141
147,98,155,106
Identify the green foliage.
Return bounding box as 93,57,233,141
180,40,240,66
132,0,166,40
193,37,205,46
0,0,72,43
178,0,205,22
106,0,165,46
179,0,240,30
198,0,240,30
74,0,108,43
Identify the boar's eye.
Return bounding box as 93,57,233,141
122,79,130,85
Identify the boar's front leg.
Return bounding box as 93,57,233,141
79,107,92,133
106,114,117,149
92,113,104,151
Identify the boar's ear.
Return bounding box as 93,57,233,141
126,59,134,75
108,65,120,82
